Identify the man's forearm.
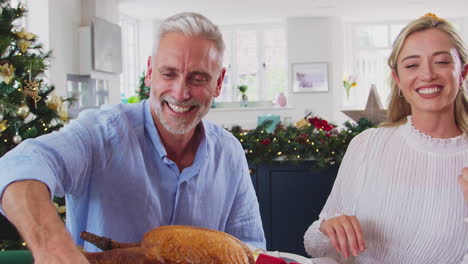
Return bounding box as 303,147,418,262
1,180,76,255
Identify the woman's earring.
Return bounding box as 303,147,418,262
398,88,403,98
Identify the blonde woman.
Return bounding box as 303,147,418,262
304,13,468,263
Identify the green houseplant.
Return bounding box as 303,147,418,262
237,85,248,107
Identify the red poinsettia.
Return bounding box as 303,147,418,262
261,138,271,145
308,117,334,131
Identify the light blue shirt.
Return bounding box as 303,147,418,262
0,100,266,251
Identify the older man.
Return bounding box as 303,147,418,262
0,12,265,264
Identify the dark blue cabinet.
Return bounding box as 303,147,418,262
250,161,338,256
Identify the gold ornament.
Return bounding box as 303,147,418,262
18,39,31,53
46,94,68,121
21,80,42,108
295,118,309,128
0,63,15,84
16,104,30,118
58,205,66,214
15,28,35,40
57,104,68,122
46,94,61,111
0,120,8,133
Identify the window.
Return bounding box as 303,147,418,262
119,15,140,99
218,24,287,104
344,22,406,107
346,19,463,107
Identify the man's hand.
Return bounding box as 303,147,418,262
319,215,366,258
459,168,468,205
1,180,90,264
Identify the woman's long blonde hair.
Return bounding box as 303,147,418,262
383,13,468,132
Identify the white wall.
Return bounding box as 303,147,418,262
86,0,121,104
48,0,81,98
27,0,49,51
287,17,343,123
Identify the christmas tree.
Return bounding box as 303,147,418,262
136,70,150,100
0,0,70,250
0,0,70,157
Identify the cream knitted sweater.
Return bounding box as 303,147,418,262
304,116,468,264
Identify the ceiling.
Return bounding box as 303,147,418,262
118,0,468,24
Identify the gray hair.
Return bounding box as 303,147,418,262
152,12,225,63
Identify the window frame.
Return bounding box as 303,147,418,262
119,14,140,99
218,23,287,104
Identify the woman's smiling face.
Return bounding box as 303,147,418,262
394,28,466,117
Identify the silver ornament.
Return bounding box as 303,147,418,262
0,113,3,122
13,134,22,144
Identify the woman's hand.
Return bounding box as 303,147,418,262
459,168,468,205
319,215,366,258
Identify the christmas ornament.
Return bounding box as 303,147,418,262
15,28,35,40
21,80,42,108
57,105,68,122
295,118,309,128
341,85,387,125
46,94,61,110
13,133,22,144
18,39,31,53
46,94,68,121
295,112,312,128
16,104,30,118
0,62,15,84
0,112,3,122
0,120,8,133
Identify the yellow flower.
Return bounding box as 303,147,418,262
0,63,15,84
18,39,30,53
16,28,35,40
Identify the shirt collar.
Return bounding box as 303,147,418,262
144,100,208,165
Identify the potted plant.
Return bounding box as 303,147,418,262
238,85,248,107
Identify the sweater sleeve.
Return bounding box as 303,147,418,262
304,128,376,259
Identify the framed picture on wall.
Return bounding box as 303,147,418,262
292,62,329,93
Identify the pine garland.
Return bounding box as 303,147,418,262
231,117,375,169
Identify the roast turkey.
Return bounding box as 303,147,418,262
81,225,255,264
